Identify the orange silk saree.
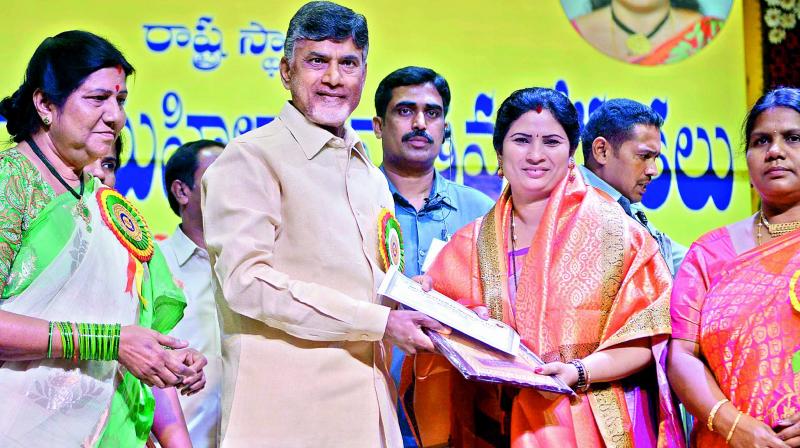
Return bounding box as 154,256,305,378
402,172,684,447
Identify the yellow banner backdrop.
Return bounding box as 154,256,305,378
0,0,749,245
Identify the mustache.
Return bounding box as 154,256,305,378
401,129,434,144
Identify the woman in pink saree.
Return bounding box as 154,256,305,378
402,88,684,447
668,87,800,447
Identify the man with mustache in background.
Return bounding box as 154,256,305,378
372,66,493,447
580,98,686,275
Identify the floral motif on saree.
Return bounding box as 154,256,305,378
0,149,54,293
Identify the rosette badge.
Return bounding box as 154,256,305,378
97,188,154,262
378,208,404,272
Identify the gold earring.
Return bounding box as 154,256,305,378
568,157,576,183
41,116,50,126
497,163,504,178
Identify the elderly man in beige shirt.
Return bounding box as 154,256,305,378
201,2,444,447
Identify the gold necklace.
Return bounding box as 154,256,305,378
757,211,800,245
510,210,519,292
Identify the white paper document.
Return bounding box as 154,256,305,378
378,266,520,355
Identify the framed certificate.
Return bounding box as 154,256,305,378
426,329,573,394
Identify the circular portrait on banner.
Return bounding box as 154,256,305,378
562,0,733,65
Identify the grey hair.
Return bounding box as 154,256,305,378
284,1,369,62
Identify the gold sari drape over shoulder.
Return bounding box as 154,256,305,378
402,172,684,448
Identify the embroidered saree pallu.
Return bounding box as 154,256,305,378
697,230,800,447
0,182,184,447
402,173,684,448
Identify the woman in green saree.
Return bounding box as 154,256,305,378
0,30,205,447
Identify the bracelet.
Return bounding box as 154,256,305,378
726,411,743,443
46,321,54,359
66,322,74,360
56,321,74,360
50,321,122,361
707,398,730,432
568,359,589,392
73,323,80,362
113,324,120,360
584,360,592,387
56,322,65,358
77,323,122,361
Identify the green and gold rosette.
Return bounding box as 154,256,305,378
96,187,154,262
378,208,404,272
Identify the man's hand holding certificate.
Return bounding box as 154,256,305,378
379,267,572,394
379,266,520,355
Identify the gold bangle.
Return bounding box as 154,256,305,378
584,362,592,389
726,411,743,443
707,398,730,432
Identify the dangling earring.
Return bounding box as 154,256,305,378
497,160,504,178
567,157,576,183
41,116,50,126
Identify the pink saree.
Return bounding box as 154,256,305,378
401,172,684,447
688,224,800,446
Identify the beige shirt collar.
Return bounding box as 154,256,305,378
280,101,368,161
170,225,205,267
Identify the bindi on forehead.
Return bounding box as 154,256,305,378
115,85,120,92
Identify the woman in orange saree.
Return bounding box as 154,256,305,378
668,88,800,447
401,88,684,447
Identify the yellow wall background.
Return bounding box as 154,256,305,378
0,0,750,245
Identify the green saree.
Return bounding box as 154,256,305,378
0,148,185,447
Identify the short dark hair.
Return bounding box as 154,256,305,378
164,139,224,216
374,66,451,119
284,1,368,61
581,98,664,162
113,136,124,172
493,87,580,156
744,87,800,151
0,30,134,143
